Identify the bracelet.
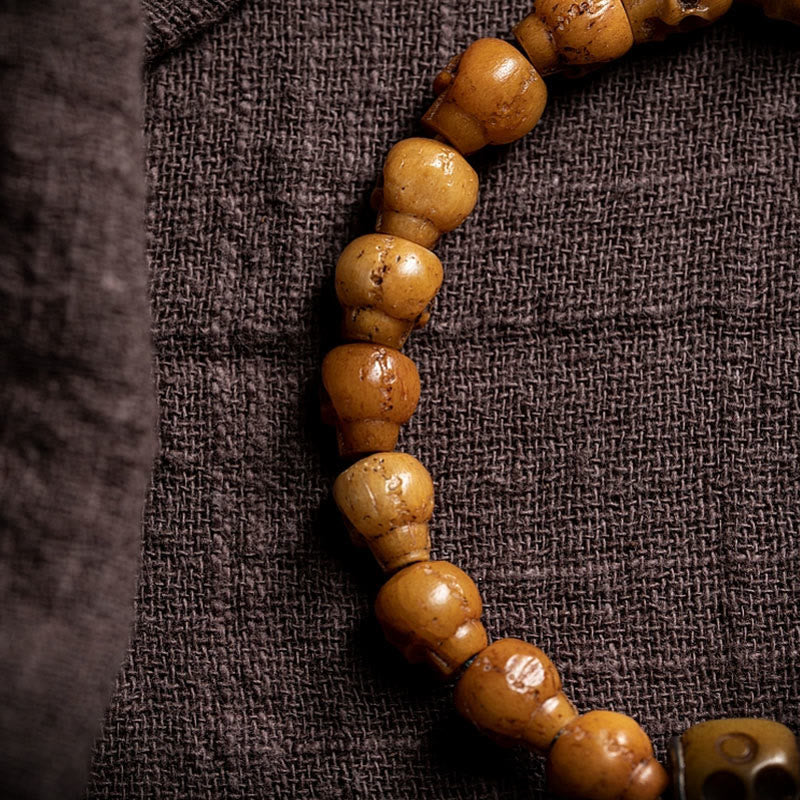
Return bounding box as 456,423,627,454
319,1,800,797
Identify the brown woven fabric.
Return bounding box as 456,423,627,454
89,1,800,797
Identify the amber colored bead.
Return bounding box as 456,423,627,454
321,344,420,457
514,0,633,77
546,710,669,800
335,234,443,350
670,718,800,800
373,138,478,249
454,638,578,753
333,452,434,572
748,0,800,23
421,38,547,155
620,0,732,43
374,560,487,678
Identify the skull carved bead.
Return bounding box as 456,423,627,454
620,0,732,43
373,138,479,249
669,718,800,800
514,0,634,77
374,560,488,678
333,452,434,572
335,234,443,350
421,38,547,155
454,638,579,753
748,0,800,24
321,343,420,457
546,710,669,800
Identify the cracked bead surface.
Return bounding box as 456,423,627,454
546,710,669,800
670,718,800,800
374,560,487,678
321,344,420,457
514,0,633,76
620,0,732,42
454,638,578,753
333,452,434,572
421,38,547,154
373,137,479,249
335,234,443,349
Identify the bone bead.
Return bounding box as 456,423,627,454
546,710,669,800
620,0,732,42
514,0,634,76
335,234,443,349
373,138,478,249
421,38,547,155
374,560,487,678
333,452,434,572
321,344,420,457
454,638,578,753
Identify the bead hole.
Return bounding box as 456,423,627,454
754,765,798,800
702,771,747,800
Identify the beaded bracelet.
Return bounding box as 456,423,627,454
319,1,800,797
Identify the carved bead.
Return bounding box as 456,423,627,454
514,0,633,77
748,0,800,23
321,344,420,457
454,638,578,753
335,234,443,349
620,0,732,43
546,710,669,800
333,452,434,572
670,718,800,800
421,38,547,155
374,560,487,678
374,138,479,249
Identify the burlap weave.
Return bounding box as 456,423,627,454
87,1,800,797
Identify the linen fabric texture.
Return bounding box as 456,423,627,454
4,0,800,798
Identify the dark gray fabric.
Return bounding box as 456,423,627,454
0,2,155,799
90,1,800,797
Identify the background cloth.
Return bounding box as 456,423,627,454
16,0,798,797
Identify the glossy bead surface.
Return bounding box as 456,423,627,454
454,638,578,753
374,560,487,678
620,0,732,42
374,138,479,249
670,718,800,800
333,452,434,572
321,344,420,457
421,38,547,155
546,710,669,800
514,0,633,76
335,234,443,349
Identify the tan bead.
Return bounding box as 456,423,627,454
374,560,487,678
514,0,633,77
321,344,420,457
454,638,578,753
421,38,547,155
335,234,443,349
671,718,800,800
620,0,732,43
374,138,478,249
748,0,800,23
546,710,669,800
333,452,434,572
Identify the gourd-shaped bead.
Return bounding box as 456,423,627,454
321,344,420,457
546,710,669,800
335,234,443,349
421,38,547,155
373,138,478,249
514,0,633,77
374,560,487,678
333,452,434,572
620,0,732,43
454,638,578,753
670,718,800,800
